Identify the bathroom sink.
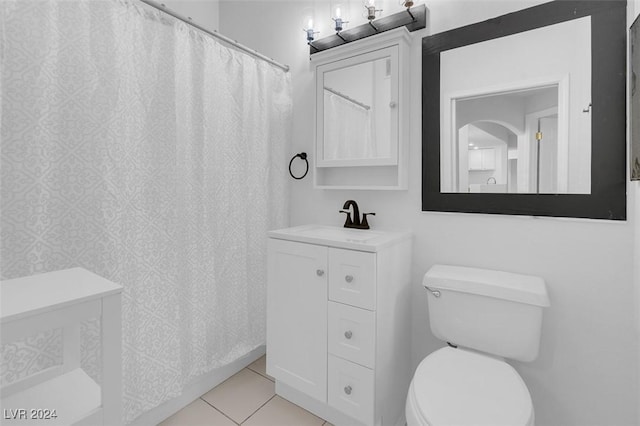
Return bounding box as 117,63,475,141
268,224,411,252
295,225,384,243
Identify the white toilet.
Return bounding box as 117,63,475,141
406,264,550,426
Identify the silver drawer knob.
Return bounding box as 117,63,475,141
345,275,354,283
344,330,353,339
316,269,325,277
344,385,352,395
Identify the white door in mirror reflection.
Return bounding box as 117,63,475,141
440,16,591,195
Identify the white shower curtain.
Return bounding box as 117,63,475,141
323,89,375,160
0,0,290,422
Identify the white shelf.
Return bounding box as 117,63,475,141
1,268,122,324
1,268,123,426
1,368,101,425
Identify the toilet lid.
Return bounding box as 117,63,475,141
412,347,533,426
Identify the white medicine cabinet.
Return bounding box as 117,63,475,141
312,28,411,190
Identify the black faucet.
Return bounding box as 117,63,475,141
339,200,376,230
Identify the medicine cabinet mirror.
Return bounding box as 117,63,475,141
319,51,397,166
313,27,411,190
422,0,627,219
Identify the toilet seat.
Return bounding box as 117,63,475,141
408,346,534,426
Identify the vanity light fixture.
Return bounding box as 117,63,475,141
400,0,417,20
303,17,319,44
365,0,382,22
403,0,416,20
309,3,425,54
333,6,346,31
332,5,349,40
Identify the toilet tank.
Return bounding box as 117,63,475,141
424,264,550,362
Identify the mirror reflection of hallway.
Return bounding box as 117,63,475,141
450,83,583,194
459,121,510,194
439,15,591,195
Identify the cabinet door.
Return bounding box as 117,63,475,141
482,148,496,169
266,239,328,402
468,149,482,170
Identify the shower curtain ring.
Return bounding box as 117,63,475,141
289,152,309,180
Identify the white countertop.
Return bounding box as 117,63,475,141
268,224,411,252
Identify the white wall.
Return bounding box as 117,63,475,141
634,178,640,426
219,1,639,424
163,0,219,31
635,184,640,426
628,3,640,423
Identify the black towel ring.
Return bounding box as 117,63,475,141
289,152,309,180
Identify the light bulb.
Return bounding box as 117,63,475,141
332,3,348,33
301,8,315,30
364,0,381,21
302,11,317,43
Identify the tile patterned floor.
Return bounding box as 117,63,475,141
159,356,332,426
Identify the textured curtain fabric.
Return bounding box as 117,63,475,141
323,89,374,160
0,0,291,422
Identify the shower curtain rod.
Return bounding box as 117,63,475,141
138,0,290,72
324,86,371,110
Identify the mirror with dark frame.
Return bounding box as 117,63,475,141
422,0,627,219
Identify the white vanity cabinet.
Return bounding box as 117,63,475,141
267,225,412,426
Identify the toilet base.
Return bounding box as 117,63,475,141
405,379,424,426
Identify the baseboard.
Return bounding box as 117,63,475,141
129,345,265,426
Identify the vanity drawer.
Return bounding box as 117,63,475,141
328,354,375,425
328,301,375,368
328,248,376,310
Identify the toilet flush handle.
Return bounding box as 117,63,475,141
424,286,441,298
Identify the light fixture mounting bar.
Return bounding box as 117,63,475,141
309,4,426,54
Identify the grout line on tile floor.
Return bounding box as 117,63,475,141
238,394,277,425
199,397,241,425
246,365,274,383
